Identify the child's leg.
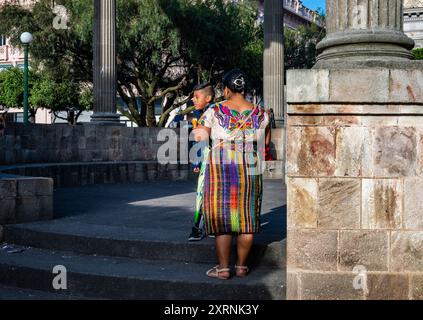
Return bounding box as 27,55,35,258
193,146,209,226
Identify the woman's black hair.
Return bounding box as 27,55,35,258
222,69,247,94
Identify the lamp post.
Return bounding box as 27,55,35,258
20,32,33,125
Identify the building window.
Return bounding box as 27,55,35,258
0,35,6,46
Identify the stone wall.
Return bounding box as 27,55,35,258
0,124,175,165
0,162,191,188
286,68,423,300
0,124,285,165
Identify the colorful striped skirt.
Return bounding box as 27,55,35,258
202,140,264,235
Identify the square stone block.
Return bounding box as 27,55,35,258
0,179,17,199
318,178,360,229
300,272,365,300
339,230,389,271
35,178,54,196
366,274,409,300
390,70,423,104
287,229,338,271
404,178,423,230
287,126,336,177
335,127,364,177
39,196,53,220
15,197,40,222
5,150,16,164
362,179,403,229
287,70,330,103
329,69,390,103
17,179,37,197
391,231,423,272
287,272,299,300
287,178,318,228
411,275,423,300
0,199,15,224
373,127,417,177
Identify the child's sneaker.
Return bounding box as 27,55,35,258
188,227,204,241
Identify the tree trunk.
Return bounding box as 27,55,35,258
146,101,157,127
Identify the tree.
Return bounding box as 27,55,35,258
284,23,326,70
0,67,24,109
156,0,263,125
0,0,263,127
412,48,423,60
0,66,92,124
0,0,93,123
30,69,93,124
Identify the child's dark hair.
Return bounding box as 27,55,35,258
222,69,247,94
193,83,215,101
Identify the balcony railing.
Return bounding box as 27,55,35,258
284,0,322,25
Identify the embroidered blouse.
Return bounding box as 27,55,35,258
197,102,269,142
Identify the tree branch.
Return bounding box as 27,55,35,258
148,76,186,105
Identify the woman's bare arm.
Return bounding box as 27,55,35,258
193,125,211,142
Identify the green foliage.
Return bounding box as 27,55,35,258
0,0,322,126
0,67,24,108
412,48,423,60
0,0,263,127
0,66,92,123
284,23,326,70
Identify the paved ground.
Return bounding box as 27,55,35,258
53,179,287,242
0,179,286,299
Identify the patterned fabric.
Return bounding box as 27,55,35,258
194,145,210,224
198,102,269,235
198,103,267,140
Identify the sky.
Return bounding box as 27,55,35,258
301,0,326,12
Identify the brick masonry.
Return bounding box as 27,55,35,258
287,68,423,300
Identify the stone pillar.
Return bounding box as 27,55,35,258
315,0,415,68
286,0,423,300
264,0,284,126
91,0,120,124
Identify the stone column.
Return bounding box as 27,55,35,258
286,0,423,300
91,0,120,124
264,0,284,126
315,0,415,68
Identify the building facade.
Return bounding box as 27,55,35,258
258,0,323,29
404,0,423,48
0,0,36,70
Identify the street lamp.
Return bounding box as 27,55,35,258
20,32,33,124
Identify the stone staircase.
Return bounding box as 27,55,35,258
0,180,286,300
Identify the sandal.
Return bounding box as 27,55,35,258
235,264,249,277
206,265,231,280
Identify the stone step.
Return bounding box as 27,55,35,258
0,247,285,300
0,284,97,300
3,221,286,268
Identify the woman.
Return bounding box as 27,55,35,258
194,69,271,279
